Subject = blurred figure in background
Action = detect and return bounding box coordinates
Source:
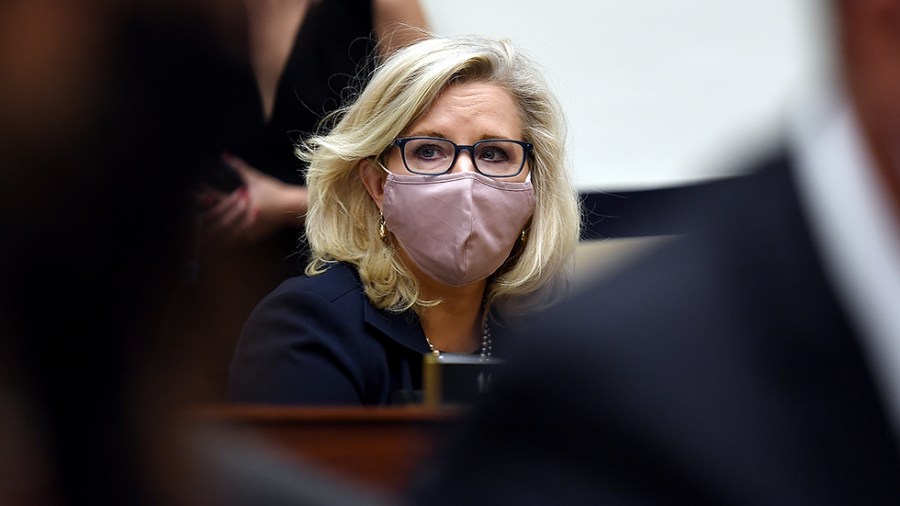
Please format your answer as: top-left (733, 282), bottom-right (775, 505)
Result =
top-left (166, 0), bottom-right (429, 401)
top-left (408, 0), bottom-right (900, 504)
top-left (197, 0), bottom-right (427, 260)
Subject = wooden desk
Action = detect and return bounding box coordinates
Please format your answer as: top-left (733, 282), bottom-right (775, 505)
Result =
top-left (187, 405), bottom-right (459, 493)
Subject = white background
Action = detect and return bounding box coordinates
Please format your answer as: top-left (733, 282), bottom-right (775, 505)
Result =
top-left (418, 0), bottom-right (831, 190)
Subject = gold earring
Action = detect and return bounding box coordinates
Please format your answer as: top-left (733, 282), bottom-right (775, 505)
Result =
top-left (379, 213), bottom-right (386, 239)
top-left (520, 229), bottom-right (527, 242)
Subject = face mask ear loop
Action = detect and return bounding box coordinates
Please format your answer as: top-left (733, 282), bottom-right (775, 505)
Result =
top-left (375, 158), bottom-right (392, 175)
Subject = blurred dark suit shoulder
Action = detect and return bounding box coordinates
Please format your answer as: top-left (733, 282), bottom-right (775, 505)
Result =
top-left (409, 150), bottom-right (900, 505)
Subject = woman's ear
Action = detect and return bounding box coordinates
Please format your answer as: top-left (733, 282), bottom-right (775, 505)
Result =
top-left (359, 159), bottom-right (387, 211)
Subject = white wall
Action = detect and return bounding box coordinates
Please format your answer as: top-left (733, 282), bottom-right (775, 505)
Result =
top-left (418, 0), bottom-right (830, 190)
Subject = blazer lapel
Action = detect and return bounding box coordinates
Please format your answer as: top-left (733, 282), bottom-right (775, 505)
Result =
top-left (363, 302), bottom-right (430, 355)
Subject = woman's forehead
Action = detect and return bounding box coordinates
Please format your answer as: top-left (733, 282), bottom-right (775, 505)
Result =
top-left (403, 82), bottom-right (522, 141)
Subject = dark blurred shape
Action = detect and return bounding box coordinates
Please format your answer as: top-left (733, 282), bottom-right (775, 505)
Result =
top-left (578, 176), bottom-right (748, 240)
top-left (0, 0), bottom-right (271, 503)
top-left (421, 354), bottom-right (505, 407)
top-left (203, 159), bottom-right (247, 194)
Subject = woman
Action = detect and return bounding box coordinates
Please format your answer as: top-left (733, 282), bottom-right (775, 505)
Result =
top-left (228, 35), bottom-right (581, 405)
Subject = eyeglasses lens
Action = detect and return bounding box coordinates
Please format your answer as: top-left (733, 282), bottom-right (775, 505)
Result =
top-left (402, 138), bottom-right (526, 177)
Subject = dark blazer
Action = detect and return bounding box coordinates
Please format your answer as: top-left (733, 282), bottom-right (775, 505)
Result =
top-left (409, 151), bottom-right (900, 504)
top-left (228, 262), bottom-right (431, 405)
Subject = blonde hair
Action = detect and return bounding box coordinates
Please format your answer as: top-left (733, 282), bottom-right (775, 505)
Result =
top-left (298, 34), bottom-right (581, 319)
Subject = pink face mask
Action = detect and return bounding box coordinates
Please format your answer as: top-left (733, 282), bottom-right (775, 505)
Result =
top-left (381, 169), bottom-right (536, 287)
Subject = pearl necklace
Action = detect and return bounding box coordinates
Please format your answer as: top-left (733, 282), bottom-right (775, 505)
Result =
top-left (424, 318), bottom-right (492, 359)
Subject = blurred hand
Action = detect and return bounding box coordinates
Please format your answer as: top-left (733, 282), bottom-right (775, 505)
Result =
top-left (196, 153), bottom-right (308, 245)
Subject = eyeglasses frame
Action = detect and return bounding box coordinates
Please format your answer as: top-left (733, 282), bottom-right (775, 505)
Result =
top-left (391, 136), bottom-right (534, 178)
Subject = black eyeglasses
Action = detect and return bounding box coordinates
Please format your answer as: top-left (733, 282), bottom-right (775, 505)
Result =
top-left (391, 137), bottom-right (533, 178)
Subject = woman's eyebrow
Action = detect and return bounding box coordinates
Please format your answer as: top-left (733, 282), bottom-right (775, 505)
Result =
top-left (403, 131), bottom-right (518, 142)
top-left (404, 130), bottom-right (445, 139)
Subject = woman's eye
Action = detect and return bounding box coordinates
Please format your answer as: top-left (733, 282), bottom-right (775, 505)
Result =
top-left (479, 146), bottom-right (509, 162)
top-left (414, 144), bottom-right (444, 159)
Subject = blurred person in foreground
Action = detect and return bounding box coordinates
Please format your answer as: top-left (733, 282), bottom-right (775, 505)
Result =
top-left (0, 1), bottom-right (387, 504)
top-left (228, 34), bottom-right (582, 405)
top-left (408, 0), bottom-right (900, 504)
top-left (0, 1), bottom-right (233, 503)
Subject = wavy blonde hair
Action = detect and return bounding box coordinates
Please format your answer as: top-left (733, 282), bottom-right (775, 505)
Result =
top-left (297, 34), bottom-right (581, 319)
